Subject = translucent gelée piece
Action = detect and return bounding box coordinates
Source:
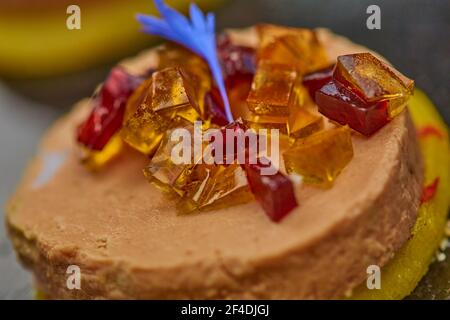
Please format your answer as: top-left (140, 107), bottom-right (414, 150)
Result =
top-left (80, 134), bottom-right (123, 170)
top-left (151, 67), bottom-right (202, 122)
top-left (286, 78), bottom-right (320, 138)
top-left (257, 24), bottom-right (329, 74)
top-left (122, 68), bottom-right (202, 155)
top-left (315, 80), bottom-right (389, 136)
top-left (123, 78), bottom-right (153, 124)
top-left (288, 108), bottom-right (324, 139)
top-left (77, 67), bottom-right (144, 151)
top-left (217, 33), bottom-right (256, 87)
top-left (244, 161), bottom-right (298, 222)
top-left (247, 61), bottom-right (297, 116)
top-left (334, 53), bottom-right (414, 118)
top-left (243, 110), bottom-right (288, 134)
top-left (284, 126), bottom-right (354, 187)
top-left (290, 76), bottom-right (314, 107)
top-left (121, 103), bottom-right (166, 155)
top-left (208, 165), bottom-right (251, 209)
top-left (144, 120), bottom-right (216, 197)
top-left (157, 44), bottom-right (211, 116)
top-left (230, 76), bottom-right (289, 133)
top-left (302, 64), bottom-right (335, 99)
top-left (179, 163), bottom-right (253, 214)
top-left (143, 124), bottom-right (201, 196)
top-left (158, 43), bottom-right (210, 77)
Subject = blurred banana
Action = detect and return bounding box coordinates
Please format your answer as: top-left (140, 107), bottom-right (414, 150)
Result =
top-left (352, 89), bottom-right (450, 299)
top-left (0, 0), bottom-right (225, 78)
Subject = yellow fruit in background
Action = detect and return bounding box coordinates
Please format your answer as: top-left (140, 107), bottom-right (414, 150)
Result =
top-left (351, 89), bottom-right (450, 299)
top-left (0, 0), bottom-right (225, 78)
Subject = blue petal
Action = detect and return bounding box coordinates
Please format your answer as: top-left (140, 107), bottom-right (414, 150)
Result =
top-left (206, 12), bottom-right (215, 34)
top-left (190, 3), bottom-right (206, 32)
top-left (137, 0), bottom-right (233, 123)
top-left (154, 0), bottom-right (191, 33)
top-left (137, 14), bottom-right (184, 44)
top-left (136, 14), bottom-right (167, 32)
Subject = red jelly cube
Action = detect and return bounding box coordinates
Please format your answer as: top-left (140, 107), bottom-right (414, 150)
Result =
top-left (244, 162), bottom-right (298, 222)
top-left (302, 64), bottom-right (334, 99)
top-left (333, 53), bottom-right (414, 118)
top-left (217, 33), bottom-right (256, 88)
top-left (77, 67), bottom-right (144, 150)
top-left (315, 80), bottom-right (389, 136)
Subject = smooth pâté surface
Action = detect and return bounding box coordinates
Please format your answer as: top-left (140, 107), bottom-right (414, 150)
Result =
top-left (6, 28), bottom-right (423, 299)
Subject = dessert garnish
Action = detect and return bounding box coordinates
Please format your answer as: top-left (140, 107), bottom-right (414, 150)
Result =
top-left (76, 67), bottom-right (146, 169)
top-left (77, 67), bottom-right (145, 151)
top-left (137, 0), bottom-right (232, 123)
top-left (314, 53), bottom-right (414, 136)
top-left (283, 126), bottom-right (353, 187)
top-left (245, 160), bottom-right (298, 222)
top-left (315, 79), bottom-right (390, 136)
top-left (75, 0), bottom-right (414, 222)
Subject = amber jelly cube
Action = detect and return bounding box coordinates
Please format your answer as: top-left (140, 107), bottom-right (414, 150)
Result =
top-left (243, 110), bottom-right (288, 134)
top-left (80, 134), bottom-right (123, 170)
top-left (121, 68), bottom-right (203, 155)
top-left (151, 67), bottom-right (202, 122)
top-left (283, 126), bottom-right (354, 187)
top-left (144, 148), bottom-right (191, 197)
top-left (123, 78), bottom-right (153, 124)
top-left (179, 163), bottom-right (253, 214)
top-left (157, 45), bottom-right (211, 117)
top-left (143, 123), bottom-right (206, 196)
top-left (121, 103), bottom-right (166, 155)
top-left (286, 79), bottom-right (323, 138)
top-left (334, 53), bottom-right (414, 118)
top-left (257, 24), bottom-right (329, 74)
top-left (247, 61), bottom-right (297, 116)
top-left (288, 108), bottom-right (324, 139)
top-left (233, 79), bottom-right (288, 133)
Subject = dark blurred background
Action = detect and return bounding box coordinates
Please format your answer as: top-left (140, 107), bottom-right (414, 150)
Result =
top-left (0, 0), bottom-right (448, 299)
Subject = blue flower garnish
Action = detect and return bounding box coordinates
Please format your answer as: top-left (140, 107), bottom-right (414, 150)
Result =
top-left (137, 0), bottom-right (233, 123)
